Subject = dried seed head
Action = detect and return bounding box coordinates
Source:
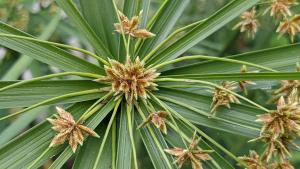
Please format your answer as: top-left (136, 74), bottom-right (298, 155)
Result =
top-left (238, 150), bottom-right (268, 169)
top-left (47, 107), bottom-right (99, 153)
top-left (210, 81), bottom-right (241, 115)
top-left (239, 65), bottom-right (256, 95)
top-left (276, 15), bottom-right (300, 42)
top-left (257, 92), bottom-right (300, 138)
top-left (138, 111), bottom-right (168, 134)
top-left (164, 134), bottom-right (212, 169)
top-left (274, 64), bottom-right (300, 98)
top-left (251, 133), bottom-right (292, 162)
top-left (264, 0), bottom-right (297, 18)
top-left (101, 58), bottom-right (159, 103)
top-left (234, 7), bottom-right (260, 38)
top-left (269, 160), bottom-right (295, 169)
top-left (114, 10), bottom-right (155, 38)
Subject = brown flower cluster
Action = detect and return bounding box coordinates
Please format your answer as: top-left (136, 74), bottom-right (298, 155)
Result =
top-left (264, 0), bottom-right (298, 17)
top-left (165, 134), bottom-right (212, 169)
top-left (210, 81), bottom-right (241, 115)
top-left (239, 150), bottom-right (295, 169)
top-left (234, 0), bottom-right (300, 41)
top-left (274, 64), bottom-right (300, 99)
top-left (101, 58), bottom-right (159, 103)
top-left (114, 10), bottom-right (155, 38)
top-left (234, 8), bottom-right (260, 38)
top-left (47, 107), bottom-right (99, 152)
top-left (277, 15), bottom-right (300, 42)
top-left (238, 150), bottom-right (268, 169)
top-left (138, 111), bottom-right (168, 134)
top-left (246, 89), bottom-right (300, 168)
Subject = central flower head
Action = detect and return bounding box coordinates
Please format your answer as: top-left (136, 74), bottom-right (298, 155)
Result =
top-left (102, 58), bottom-right (160, 103)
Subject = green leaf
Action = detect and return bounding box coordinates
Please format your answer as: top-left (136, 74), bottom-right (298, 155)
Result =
top-left (0, 80), bottom-right (105, 109)
top-left (1, 14), bottom-right (60, 81)
top-left (116, 102), bottom-right (132, 169)
top-left (137, 0), bottom-right (189, 58)
top-left (0, 21), bottom-right (102, 74)
top-left (163, 44), bottom-right (300, 74)
top-left (0, 106), bottom-right (48, 145)
top-left (160, 72), bottom-right (300, 80)
top-left (55, 0), bottom-right (113, 59)
top-left (145, 0), bottom-right (260, 65)
top-left (0, 102), bottom-right (92, 169)
top-left (156, 87), bottom-right (261, 137)
top-left (79, 0), bottom-right (119, 58)
top-left (49, 100), bottom-right (115, 169)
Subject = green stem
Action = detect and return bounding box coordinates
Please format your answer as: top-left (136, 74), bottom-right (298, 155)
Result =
top-left (152, 55), bottom-right (277, 72)
top-left (142, 19), bottom-right (207, 63)
top-left (155, 78), bottom-right (270, 112)
top-left (111, 0), bottom-right (128, 54)
top-left (0, 33), bottom-right (109, 65)
top-left (92, 99), bottom-right (121, 169)
top-left (0, 89), bottom-right (104, 121)
top-left (0, 72), bottom-right (103, 93)
top-left (126, 35), bottom-right (131, 60)
top-left (127, 104), bottom-right (139, 169)
top-left (112, 117), bottom-right (117, 169)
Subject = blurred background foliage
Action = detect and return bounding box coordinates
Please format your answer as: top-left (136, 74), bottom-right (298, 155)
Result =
top-left (0, 0), bottom-right (300, 168)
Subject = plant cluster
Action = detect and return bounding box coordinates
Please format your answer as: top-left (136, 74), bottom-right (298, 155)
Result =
top-left (1, 0), bottom-right (300, 169)
top-left (234, 0), bottom-right (300, 42)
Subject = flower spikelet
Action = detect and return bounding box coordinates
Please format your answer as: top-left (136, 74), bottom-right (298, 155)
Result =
top-left (47, 107), bottom-right (100, 152)
top-left (114, 10), bottom-right (155, 38)
top-left (276, 15), bottom-right (300, 42)
top-left (138, 111), bottom-right (168, 134)
top-left (264, 0), bottom-right (298, 18)
top-left (234, 7), bottom-right (260, 38)
top-left (275, 64), bottom-right (300, 97)
top-left (102, 58), bottom-right (160, 103)
top-left (210, 81), bottom-right (241, 114)
top-left (164, 134), bottom-right (212, 169)
top-left (269, 160), bottom-right (295, 169)
top-left (238, 150), bottom-right (268, 169)
top-left (257, 91), bottom-right (300, 138)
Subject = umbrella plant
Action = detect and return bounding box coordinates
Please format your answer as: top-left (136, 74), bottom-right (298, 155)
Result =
top-left (1, 0), bottom-right (300, 168)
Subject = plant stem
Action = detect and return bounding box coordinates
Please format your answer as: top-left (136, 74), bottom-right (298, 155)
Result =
top-left (0, 89), bottom-right (105, 121)
top-left (152, 55), bottom-right (277, 72)
top-left (0, 33), bottom-right (109, 66)
top-left (155, 78), bottom-right (270, 112)
top-left (0, 72), bottom-right (103, 93)
top-left (112, 117), bottom-right (117, 169)
top-left (126, 103), bottom-right (139, 169)
top-left (92, 99), bottom-right (121, 169)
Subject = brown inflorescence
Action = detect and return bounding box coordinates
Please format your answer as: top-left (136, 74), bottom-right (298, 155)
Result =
top-left (48, 107), bottom-right (100, 153)
top-left (101, 58), bottom-right (160, 103)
